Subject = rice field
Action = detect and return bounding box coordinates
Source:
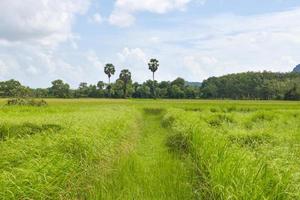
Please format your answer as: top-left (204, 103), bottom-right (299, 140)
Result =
top-left (0, 99), bottom-right (300, 199)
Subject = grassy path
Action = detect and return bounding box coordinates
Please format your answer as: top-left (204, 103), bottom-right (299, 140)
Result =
top-left (93, 109), bottom-right (196, 199)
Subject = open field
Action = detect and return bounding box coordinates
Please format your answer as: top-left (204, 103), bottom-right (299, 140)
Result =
top-left (0, 99), bottom-right (300, 199)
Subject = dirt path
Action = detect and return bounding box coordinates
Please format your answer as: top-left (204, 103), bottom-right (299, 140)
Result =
top-left (94, 109), bottom-right (196, 199)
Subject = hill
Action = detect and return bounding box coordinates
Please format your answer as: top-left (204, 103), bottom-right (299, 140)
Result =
top-left (185, 81), bottom-right (202, 87)
top-left (201, 71), bottom-right (300, 100)
top-left (293, 64), bottom-right (300, 73)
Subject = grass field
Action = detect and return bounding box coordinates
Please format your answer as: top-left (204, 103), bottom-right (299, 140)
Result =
top-left (0, 99), bottom-right (300, 199)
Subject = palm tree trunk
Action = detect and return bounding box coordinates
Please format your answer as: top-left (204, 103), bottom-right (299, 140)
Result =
top-left (124, 83), bottom-right (127, 99)
top-left (108, 77), bottom-right (111, 98)
top-left (153, 72), bottom-right (156, 99)
top-left (153, 72), bottom-right (154, 82)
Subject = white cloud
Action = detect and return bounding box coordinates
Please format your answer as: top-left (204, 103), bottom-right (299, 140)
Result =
top-left (0, 0), bottom-right (95, 87)
top-left (89, 13), bottom-right (103, 24)
top-left (114, 7), bottom-right (300, 82)
top-left (0, 59), bottom-right (9, 75)
top-left (118, 47), bottom-right (147, 63)
top-left (150, 37), bottom-right (161, 43)
top-left (109, 12), bottom-right (135, 27)
top-left (87, 50), bottom-right (103, 68)
top-left (1, 0), bottom-right (300, 87)
top-left (171, 8), bottom-right (300, 81)
top-left (0, 0), bottom-right (90, 47)
top-left (26, 65), bottom-right (39, 75)
top-left (183, 55), bottom-right (236, 79)
top-left (109, 0), bottom-right (194, 27)
top-left (196, 0), bottom-right (206, 5)
top-left (117, 47), bottom-right (151, 81)
top-left (93, 13), bottom-right (103, 24)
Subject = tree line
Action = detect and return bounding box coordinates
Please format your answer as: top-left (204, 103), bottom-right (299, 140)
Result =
top-left (201, 71), bottom-right (300, 100)
top-left (0, 77), bottom-right (200, 99)
top-left (0, 59), bottom-right (299, 100)
top-left (0, 59), bottom-right (200, 99)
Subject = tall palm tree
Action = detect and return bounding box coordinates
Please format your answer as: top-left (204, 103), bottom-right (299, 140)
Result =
top-left (148, 58), bottom-right (159, 98)
top-left (119, 69), bottom-right (131, 98)
top-left (104, 64), bottom-right (115, 97)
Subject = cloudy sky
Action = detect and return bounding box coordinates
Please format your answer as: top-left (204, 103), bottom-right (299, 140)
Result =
top-left (0, 0), bottom-right (300, 88)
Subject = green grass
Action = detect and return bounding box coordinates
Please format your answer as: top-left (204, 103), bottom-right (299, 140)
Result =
top-left (0, 100), bottom-right (138, 199)
top-left (90, 108), bottom-right (195, 199)
top-left (0, 99), bottom-right (300, 199)
top-left (164, 105), bottom-right (300, 199)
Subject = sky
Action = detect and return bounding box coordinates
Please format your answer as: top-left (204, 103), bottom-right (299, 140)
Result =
top-left (0, 0), bottom-right (300, 88)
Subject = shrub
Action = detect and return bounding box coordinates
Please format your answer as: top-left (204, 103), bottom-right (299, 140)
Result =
top-left (166, 133), bottom-right (190, 154)
top-left (0, 123), bottom-right (63, 141)
top-left (184, 108), bottom-right (203, 112)
top-left (228, 134), bottom-right (272, 149)
top-left (207, 114), bottom-right (235, 127)
top-left (251, 112), bottom-right (274, 123)
top-left (161, 114), bottom-right (175, 128)
top-left (143, 108), bottom-right (164, 115)
top-left (7, 98), bottom-right (47, 107)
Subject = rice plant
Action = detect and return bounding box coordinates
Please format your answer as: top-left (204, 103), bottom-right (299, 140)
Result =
top-left (0, 99), bottom-right (299, 199)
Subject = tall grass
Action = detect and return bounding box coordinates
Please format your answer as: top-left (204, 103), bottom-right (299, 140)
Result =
top-left (0, 102), bottom-right (138, 199)
top-left (89, 108), bottom-right (196, 200)
top-left (163, 106), bottom-right (300, 199)
top-left (1, 99), bottom-right (300, 199)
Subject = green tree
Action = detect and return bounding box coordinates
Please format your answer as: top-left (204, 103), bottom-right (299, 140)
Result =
top-left (200, 72), bottom-right (300, 100)
top-left (158, 81), bottom-right (170, 98)
top-left (97, 81), bottom-right (105, 90)
top-left (0, 79), bottom-right (22, 97)
top-left (119, 69), bottom-right (132, 98)
top-left (145, 80), bottom-right (158, 98)
top-left (185, 86), bottom-right (198, 99)
top-left (134, 84), bottom-right (151, 98)
top-left (49, 80), bottom-right (70, 98)
top-left (77, 82), bottom-right (89, 98)
top-left (88, 84), bottom-right (98, 98)
top-left (111, 80), bottom-right (125, 98)
top-left (104, 64), bottom-right (116, 97)
top-left (148, 58), bottom-right (159, 98)
top-left (285, 84), bottom-right (300, 100)
top-left (171, 77), bottom-right (185, 90)
top-left (33, 88), bottom-right (49, 98)
top-left (170, 85), bottom-right (185, 99)
top-left (132, 82), bottom-right (140, 98)
top-left (96, 81), bottom-right (105, 98)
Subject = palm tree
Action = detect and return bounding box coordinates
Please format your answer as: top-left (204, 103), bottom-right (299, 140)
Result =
top-left (104, 64), bottom-right (115, 97)
top-left (119, 69), bottom-right (132, 98)
top-left (148, 58), bottom-right (159, 98)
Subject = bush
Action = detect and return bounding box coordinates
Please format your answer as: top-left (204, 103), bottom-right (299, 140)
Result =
top-left (228, 134), bottom-right (272, 149)
top-left (0, 123), bottom-right (63, 141)
top-left (166, 133), bottom-right (190, 154)
top-left (7, 98), bottom-right (47, 107)
top-left (143, 108), bottom-right (164, 115)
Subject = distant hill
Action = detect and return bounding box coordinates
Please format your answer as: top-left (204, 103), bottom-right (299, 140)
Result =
top-left (293, 64), bottom-right (300, 73)
top-left (201, 71), bottom-right (300, 100)
top-left (185, 81), bottom-right (202, 87)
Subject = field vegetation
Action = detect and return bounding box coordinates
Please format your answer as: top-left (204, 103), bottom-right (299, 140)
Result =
top-left (1, 71), bottom-right (300, 100)
top-left (0, 99), bottom-right (300, 199)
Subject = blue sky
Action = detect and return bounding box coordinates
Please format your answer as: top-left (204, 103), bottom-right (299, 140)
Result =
top-left (0, 0), bottom-right (300, 88)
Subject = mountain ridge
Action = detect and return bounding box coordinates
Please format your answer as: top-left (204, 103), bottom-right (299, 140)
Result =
top-left (293, 64), bottom-right (300, 72)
